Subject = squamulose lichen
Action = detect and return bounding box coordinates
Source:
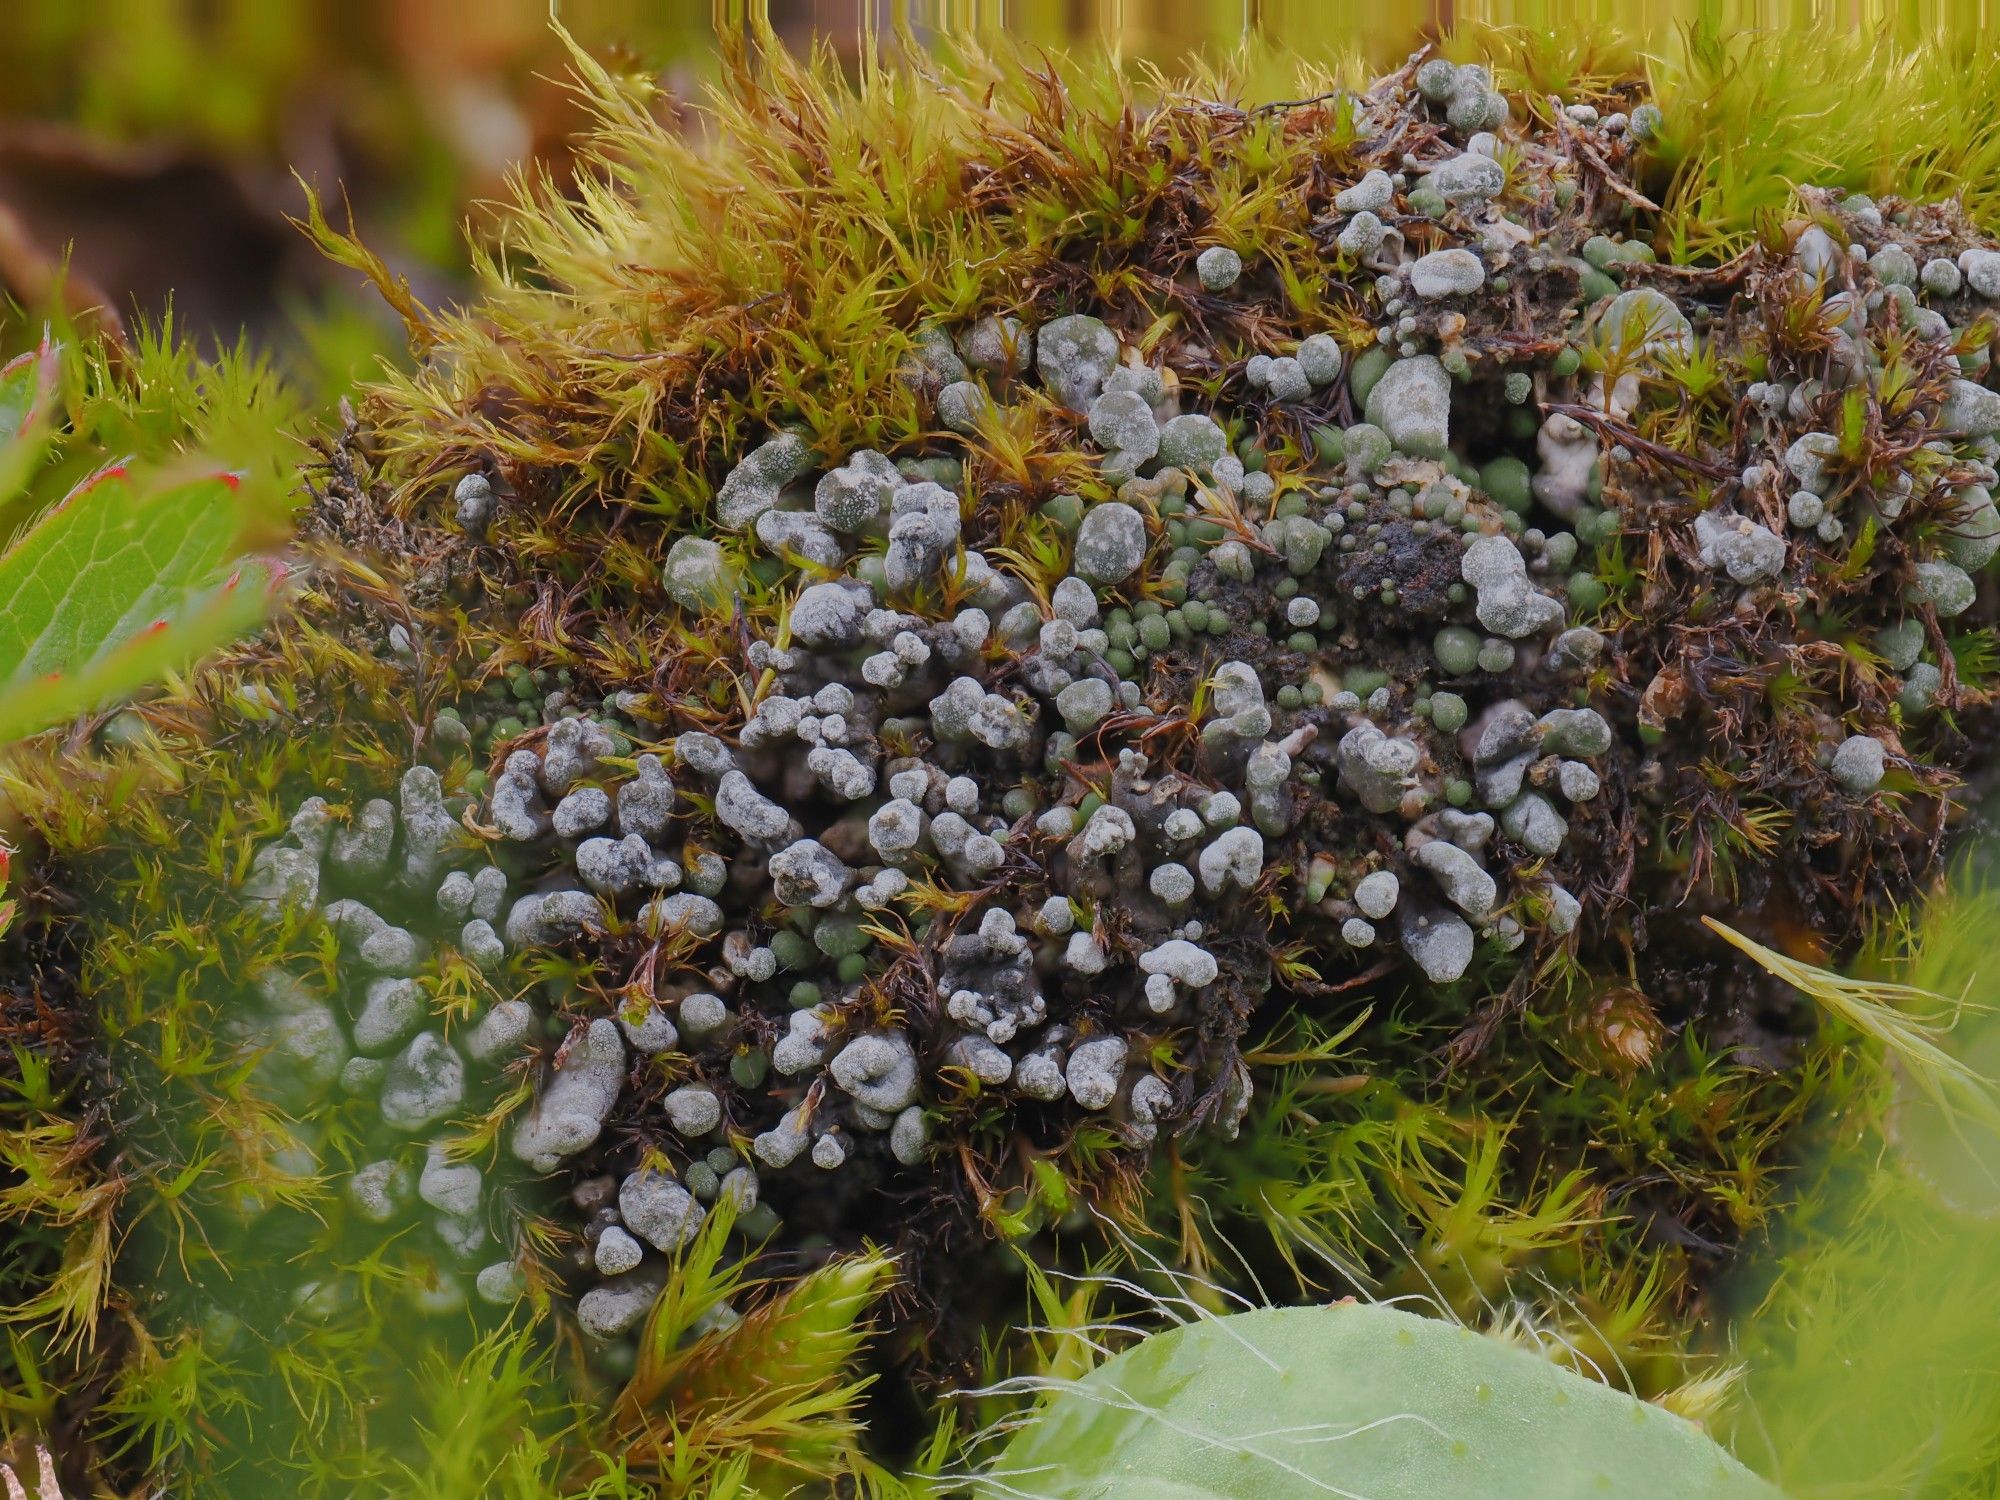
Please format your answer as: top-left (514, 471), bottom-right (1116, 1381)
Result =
top-left (230, 56), bottom-right (2000, 1356)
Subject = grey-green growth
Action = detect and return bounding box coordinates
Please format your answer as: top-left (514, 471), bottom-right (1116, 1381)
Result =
top-left (252, 54), bottom-right (2000, 1373)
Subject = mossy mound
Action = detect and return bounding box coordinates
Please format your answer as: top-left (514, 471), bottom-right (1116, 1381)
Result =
top-left (4, 32), bottom-right (1998, 1498)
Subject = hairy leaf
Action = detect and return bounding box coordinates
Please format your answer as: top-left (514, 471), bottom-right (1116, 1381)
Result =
top-left (994, 1302), bottom-right (1772, 1498)
top-left (0, 461), bottom-right (281, 741)
top-left (0, 337), bottom-right (60, 525)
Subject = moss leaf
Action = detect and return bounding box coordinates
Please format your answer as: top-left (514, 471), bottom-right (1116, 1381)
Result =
top-left (603, 1223), bottom-right (895, 1496)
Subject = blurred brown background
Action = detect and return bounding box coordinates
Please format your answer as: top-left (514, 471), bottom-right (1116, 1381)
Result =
top-left (0, 1), bottom-right (713, 373)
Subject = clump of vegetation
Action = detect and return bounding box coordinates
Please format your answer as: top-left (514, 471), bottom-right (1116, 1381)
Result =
top-left (6, 24), bottom-right (2000, 1498)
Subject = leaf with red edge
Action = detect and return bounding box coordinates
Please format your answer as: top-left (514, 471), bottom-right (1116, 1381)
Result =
top-left (0, 459), bottom-right (283, 742)
top-left (0, 335), bottom-right (60, 519)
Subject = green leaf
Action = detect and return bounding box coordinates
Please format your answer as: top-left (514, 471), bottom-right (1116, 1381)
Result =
top-left (1721, 877), bottom-right (2000, 1494)
top-left (0, 336), bottom-right (60, 522)
top-left (996, 1303), bottom-right (1775, 1499)
top-left (0, 460), bottom-right (281, 742)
